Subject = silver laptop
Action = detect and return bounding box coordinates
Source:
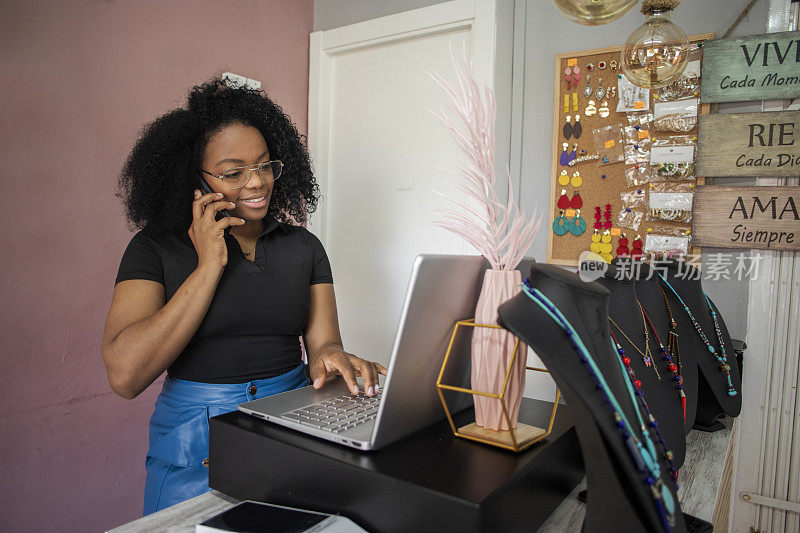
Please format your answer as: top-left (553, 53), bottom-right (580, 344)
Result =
top-left (238, 254), bottom-right (489, 451)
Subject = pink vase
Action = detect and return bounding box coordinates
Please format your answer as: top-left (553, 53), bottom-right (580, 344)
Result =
top-left (471, 269), bottom-right (527, 431)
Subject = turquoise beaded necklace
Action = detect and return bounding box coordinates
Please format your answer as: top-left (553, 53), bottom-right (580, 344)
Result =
top-left (658, 274), bottom-right (737, 397)
top-left (521, 281), bottom-right (676, 531)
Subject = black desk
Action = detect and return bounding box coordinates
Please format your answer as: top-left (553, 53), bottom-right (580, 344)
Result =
top-left (209, 398), bottom-right (584, 533)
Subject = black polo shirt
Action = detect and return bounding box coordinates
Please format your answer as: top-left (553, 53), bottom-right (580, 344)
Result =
top-left (115, 216), bottom-right (333, 383)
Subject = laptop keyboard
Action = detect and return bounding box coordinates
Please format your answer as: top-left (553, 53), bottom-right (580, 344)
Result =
top-left (280, 392), bottom-right (382, 433)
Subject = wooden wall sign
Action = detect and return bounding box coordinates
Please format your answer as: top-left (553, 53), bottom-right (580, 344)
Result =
top-left (700, 30), bottom-right (800, 103)
top-left (692, 186), bottom-right (800, 251)
top-left (697, 110), bottom-right (800, 177)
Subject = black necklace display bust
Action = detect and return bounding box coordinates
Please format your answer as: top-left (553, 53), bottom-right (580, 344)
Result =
top-left (498, 264), bottom-right (685, 533)
top-left (658, 259), bottom-right (742, 427)
top-left (594, 263), bottom-right (688, 467)
top-left (628, 261), bottom-right (699, 434)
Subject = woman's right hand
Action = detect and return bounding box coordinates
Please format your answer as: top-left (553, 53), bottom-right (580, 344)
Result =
top-left (188, 190), bottom-right (245, 270)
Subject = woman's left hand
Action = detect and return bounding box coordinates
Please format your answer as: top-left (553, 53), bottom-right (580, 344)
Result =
top-left (309, 347), bottom-right (388, 397)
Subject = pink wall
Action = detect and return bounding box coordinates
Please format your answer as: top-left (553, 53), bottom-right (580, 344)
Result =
top-left (0, 1), bottom-right (314, 530)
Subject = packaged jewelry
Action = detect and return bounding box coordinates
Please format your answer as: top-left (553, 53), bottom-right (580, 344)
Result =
top-left (653, 98), bottom-right (699, 133)
top-left (648, 191), bottom-right (694, 223)
top-left (625, 165), bottom-right (653, 187)
top-left (621, 188), bottom-right (647, 209)
top-left (653, 161), bottom-right (695, 181)
top-left (624, 143), bottom-right (650, 165)
top-left (616, 75), bottom-right (650, 113)
top-left (648, 181), bottom-right (694, 193)
top-left (618, 207), bottom-right (644, 230)
top-left (653, 45), bottom-right (702, 102)
top-left (626, 111), bottom-right (654, 127)
top-left (644, 234), bottom-right (690, 255)
top-left (651, 160), bottom-right (695, 182)
top-left (623, 124), bottom-right (651, 146)
top-left (645, 225), bottom-right (692, 238)
top-left (592, 124), bottom-right (625, 166)
top-left (650, 135), bottom-right (696, 169)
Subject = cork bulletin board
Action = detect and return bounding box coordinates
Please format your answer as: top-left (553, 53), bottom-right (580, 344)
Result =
top-left (547, 34), bottom-right (715, 266)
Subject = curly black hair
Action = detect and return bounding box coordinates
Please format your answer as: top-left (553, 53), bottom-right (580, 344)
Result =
top-left (118, 78), bottom-right (319, 236)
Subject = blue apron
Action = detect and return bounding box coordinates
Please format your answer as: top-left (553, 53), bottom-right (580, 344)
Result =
top-left (143, 363), bottom-right (311, 515)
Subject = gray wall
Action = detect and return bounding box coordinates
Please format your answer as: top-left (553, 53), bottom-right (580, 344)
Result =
top-left (314, 0), bottom-right (450, 30)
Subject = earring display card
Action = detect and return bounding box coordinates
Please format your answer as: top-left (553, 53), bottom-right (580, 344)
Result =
top-left (645, 234), bottom-right (691, 255)
top-left (547, 35), bottom-right (714, 266)
top-left (616, 75), bottom-right (651, 113)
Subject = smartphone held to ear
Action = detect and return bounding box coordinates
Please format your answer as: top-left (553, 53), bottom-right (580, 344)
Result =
top-left (197, 176), bottom-right (231, 218)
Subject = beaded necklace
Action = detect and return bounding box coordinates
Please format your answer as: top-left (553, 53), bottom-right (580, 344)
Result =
top-left (658, 275), bottom-right (737, 397)
top-left (521, 280), bottom-right (676, 531)
top-left (609, 328), bottom-right (644, 390)
top-left (639, 302), bottom-right (686, 424)
top-left (608, 313), bottom-right (661, 379)
top-left (659, 287), bottom-right (682, 378)
top-left (609, 329), bottom-right (679, 486)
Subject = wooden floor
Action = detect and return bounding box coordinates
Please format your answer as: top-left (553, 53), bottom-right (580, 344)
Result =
top-left (108, 422), bottom-right (732, 533)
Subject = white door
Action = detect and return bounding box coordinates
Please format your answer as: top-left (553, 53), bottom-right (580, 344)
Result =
top-left (308, 0), bottom-right (497, 365)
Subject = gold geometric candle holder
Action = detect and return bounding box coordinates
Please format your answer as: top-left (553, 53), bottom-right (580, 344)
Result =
top-left (435, 319), bottom-right (561, 453)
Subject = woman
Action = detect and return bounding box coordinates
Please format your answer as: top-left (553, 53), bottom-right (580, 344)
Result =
top-left (102, 78), bottom-right (386, 515)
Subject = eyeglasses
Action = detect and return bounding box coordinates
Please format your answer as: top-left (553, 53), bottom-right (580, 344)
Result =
top-left (201, 160), bottom-right (283, 189)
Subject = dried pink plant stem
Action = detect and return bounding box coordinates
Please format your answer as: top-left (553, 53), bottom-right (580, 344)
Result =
top-left (429, 44), bottom-right (540, 270)
top-left (430, 43), bottom-right (543, 432)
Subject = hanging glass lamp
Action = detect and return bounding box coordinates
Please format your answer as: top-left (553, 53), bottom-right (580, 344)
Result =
top-left (621, 0), bottom-right (689, 89)
top-left (551, 0), bottom-right (638, 26)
